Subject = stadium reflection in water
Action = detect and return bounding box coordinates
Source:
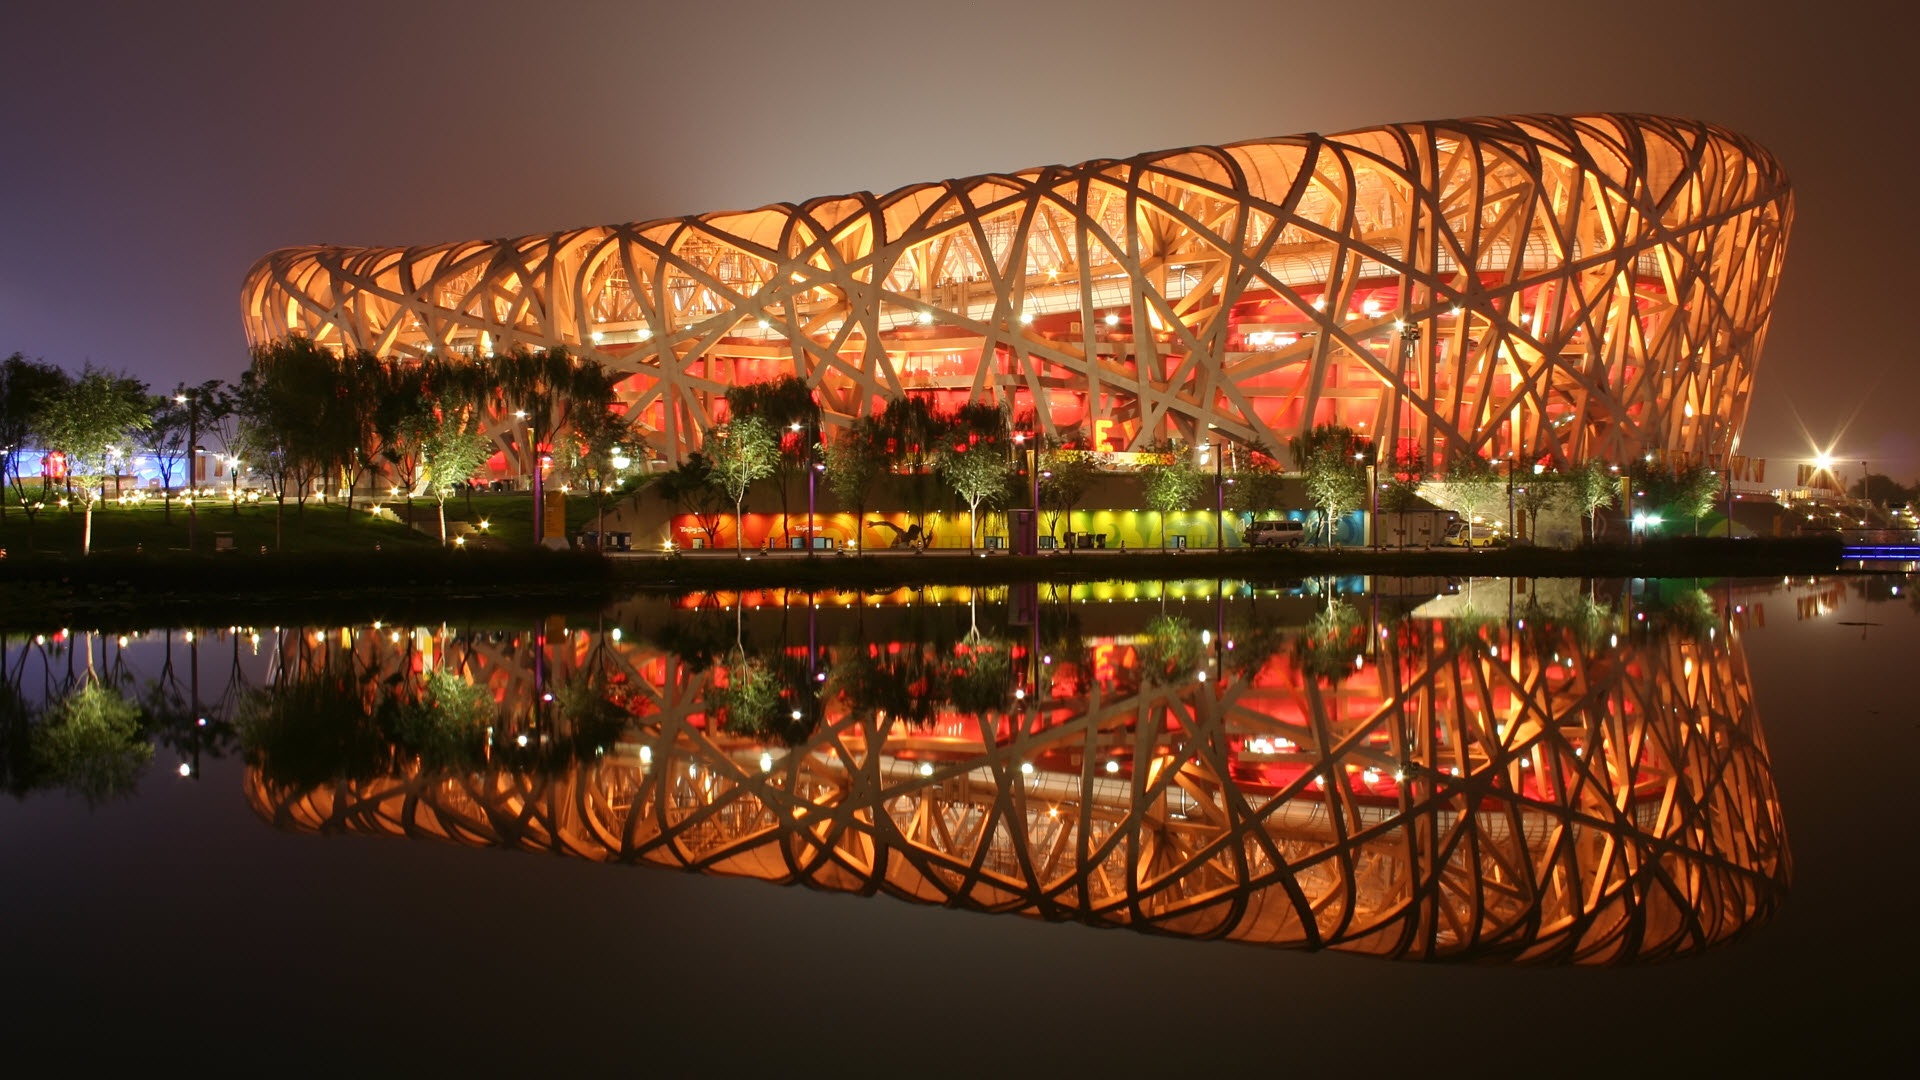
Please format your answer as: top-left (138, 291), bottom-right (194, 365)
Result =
top-left (243, 580), bottom-right (1789, 964)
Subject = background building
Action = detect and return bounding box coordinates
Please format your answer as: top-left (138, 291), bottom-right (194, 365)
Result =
top-left (243, 112), bottom-right (1791, 475)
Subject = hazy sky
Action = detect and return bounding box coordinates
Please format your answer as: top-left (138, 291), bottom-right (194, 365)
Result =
top-left (4, 0), bottom-right (1915, 477)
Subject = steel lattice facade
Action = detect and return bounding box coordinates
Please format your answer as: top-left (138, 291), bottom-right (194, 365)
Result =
top-left (242, 113), bottom-right (1791, 468)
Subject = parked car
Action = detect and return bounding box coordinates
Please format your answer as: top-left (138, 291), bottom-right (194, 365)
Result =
top-left (1441, 520), bottom-right (1502, 548)
top-left (1244, 520), bottom-right (1307, 548)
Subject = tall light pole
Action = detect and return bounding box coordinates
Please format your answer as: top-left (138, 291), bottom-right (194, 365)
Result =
top-left (1505, 451), bottom-right (1516, 540)
top-left (792, 419), bottom-right (820, 557)
top-left (1208, 427), bottom-right (1225, 553)
top-left (1014, 430), bottom-right (1039, 553)
top-left (1368, 459), bottom-right (1379, 551)
top-left (175, 390), bottom-right (198, 553)
top-left (516, 409), bottom-right (541, 546)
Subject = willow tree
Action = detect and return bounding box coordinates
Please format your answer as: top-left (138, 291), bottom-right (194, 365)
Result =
top-left (876, 396), bottom-right (950, 528)
top-left (419, 413), bottom-right (493, 545)
top-left (0, 354), bottom-right (68, 545)
top-left (823, 415), bottom-right (887, 549)
top-left (474, 346), bottom-right (621, 482)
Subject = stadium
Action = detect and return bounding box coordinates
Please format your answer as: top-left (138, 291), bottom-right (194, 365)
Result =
top-left (242, 113), bottom-right (1791, 481)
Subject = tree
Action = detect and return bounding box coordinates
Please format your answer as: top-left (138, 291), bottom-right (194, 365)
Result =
top-left (419, 413), bottom-right (493, 545)
top-left (655, 453), bottom-right (730, 548)
top-left (557, 398), bottom-right (641, 542)
top-left (1515, 467), bottom-right (1566, 542)
top-left (937, 402), bottom-right (1014, 550)
top-left (29, 683), bottom-right (152, 806)
top-left (233, 367), bottom-right (296, 548)
top-left (823, 415), bottom-right (886, 549)
top-left (1224, 441), bottom-right (1287, 531)
top-left (145, 380), bottom-right (230, 526)
top-left (477, 346), bottom-right (620, 486)
top-left (38, 366), bottom-right (151, 555)
top-left (725, 376), bottom-right (819, 545)
top-left (1140, 453), bottom-right (1203, 549)
top-left (1289, 424), bottom-right (1372, 547)
top-left (0, 354), bottom-right (69, 544)
top-left (706, 415), bottom-right (780, 553)
top-left (875, 396), bottom-right (950, 528)
top-left (1432, 452), bottom-right (1502, 546)
top-left (244, 338), bottom-right (340, 525)
top-left (1674, 463), bottom-right (1722, 536)
top-left (1566, 458), bottom-right (1619, 544)
top-left (1038, 442), bottom-right (1098, 544)
top-left (1378, 444), bottom-right (1429, 548)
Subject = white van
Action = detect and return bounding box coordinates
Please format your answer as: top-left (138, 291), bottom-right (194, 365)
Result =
top-left (1244, 520), bottom-right (1307, 548)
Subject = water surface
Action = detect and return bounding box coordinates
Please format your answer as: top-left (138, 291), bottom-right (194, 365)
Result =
top-left (2, 575), bottom-right (1910, 1071)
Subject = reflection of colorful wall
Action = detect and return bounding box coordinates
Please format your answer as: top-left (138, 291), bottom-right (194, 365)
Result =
top-left (665, 507), bottom-right (1369, 550)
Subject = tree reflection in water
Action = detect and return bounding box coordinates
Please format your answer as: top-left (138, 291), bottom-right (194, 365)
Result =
top-left (229, 581), bottom-right (1791, 966)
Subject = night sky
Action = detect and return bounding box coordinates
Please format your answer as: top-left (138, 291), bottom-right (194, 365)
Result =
top-left (5, 0), bottom-right (1916, 478)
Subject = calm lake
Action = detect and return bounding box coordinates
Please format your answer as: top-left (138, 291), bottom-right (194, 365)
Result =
top-left (3, 575), bottom-right (1913, 1072)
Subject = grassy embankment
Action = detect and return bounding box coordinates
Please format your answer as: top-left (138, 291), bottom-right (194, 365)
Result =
top-left (0, 495), bottom-right (618, 627)
top-left (0, 492), bottom-right (1850, 630)
top-left (0, 492), bottom-right (603, 555)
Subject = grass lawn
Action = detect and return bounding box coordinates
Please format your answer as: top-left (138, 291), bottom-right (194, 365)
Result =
top-left (0, 492), bottom-right (613, 556)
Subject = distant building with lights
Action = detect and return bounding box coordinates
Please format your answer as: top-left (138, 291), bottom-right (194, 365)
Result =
top-left (242, 113), bottom-right (1791, 548)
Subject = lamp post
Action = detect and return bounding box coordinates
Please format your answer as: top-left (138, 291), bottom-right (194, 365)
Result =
top-left (175, 390), bottom-right (199, 552)
top-left (1208, 427), bottom-right (1225, 554)
top-left (1014, 431), bottom-right (1039, 553)
top-left (1505, 451), bottom-right (1516, 541)
top-left (791, 420), bottom-right (820, 558)
top-left (1368, 459), bottom-right (1379, 551)
top-left (516, 409), bottom-right (542, 546)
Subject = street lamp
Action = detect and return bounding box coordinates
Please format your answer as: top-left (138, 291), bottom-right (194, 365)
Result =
top-left (174, 389), bottom-right (201, 552)
top-left (1204, 427), bottom-right (1225, 553)
top-left (791, 420), bottom-right (819, 558)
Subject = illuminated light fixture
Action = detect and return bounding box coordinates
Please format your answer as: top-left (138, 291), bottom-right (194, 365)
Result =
top-left (760, 753), bottom-right (774, 773)
top-left (1018, 311), bottom-right (1033, 324)
top-left (178, 763), bottom-right (192, 777)
top-left (1104, 312), bottom-right (1120, 326)
top-left (918, 762), bottom-right (934, 777)
top-left (757, 318), bottom-right (770, 329)
top-left (516, 734), bottom-right (529, 747)
top-left (1019, 762), bottom-right (1034, 776)
top-left (590, 331), bottom-right (603, 343)
top-left (916, 310), bottom-right (934, 325)
top-left (639, 745), bottom-right (653, 764)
